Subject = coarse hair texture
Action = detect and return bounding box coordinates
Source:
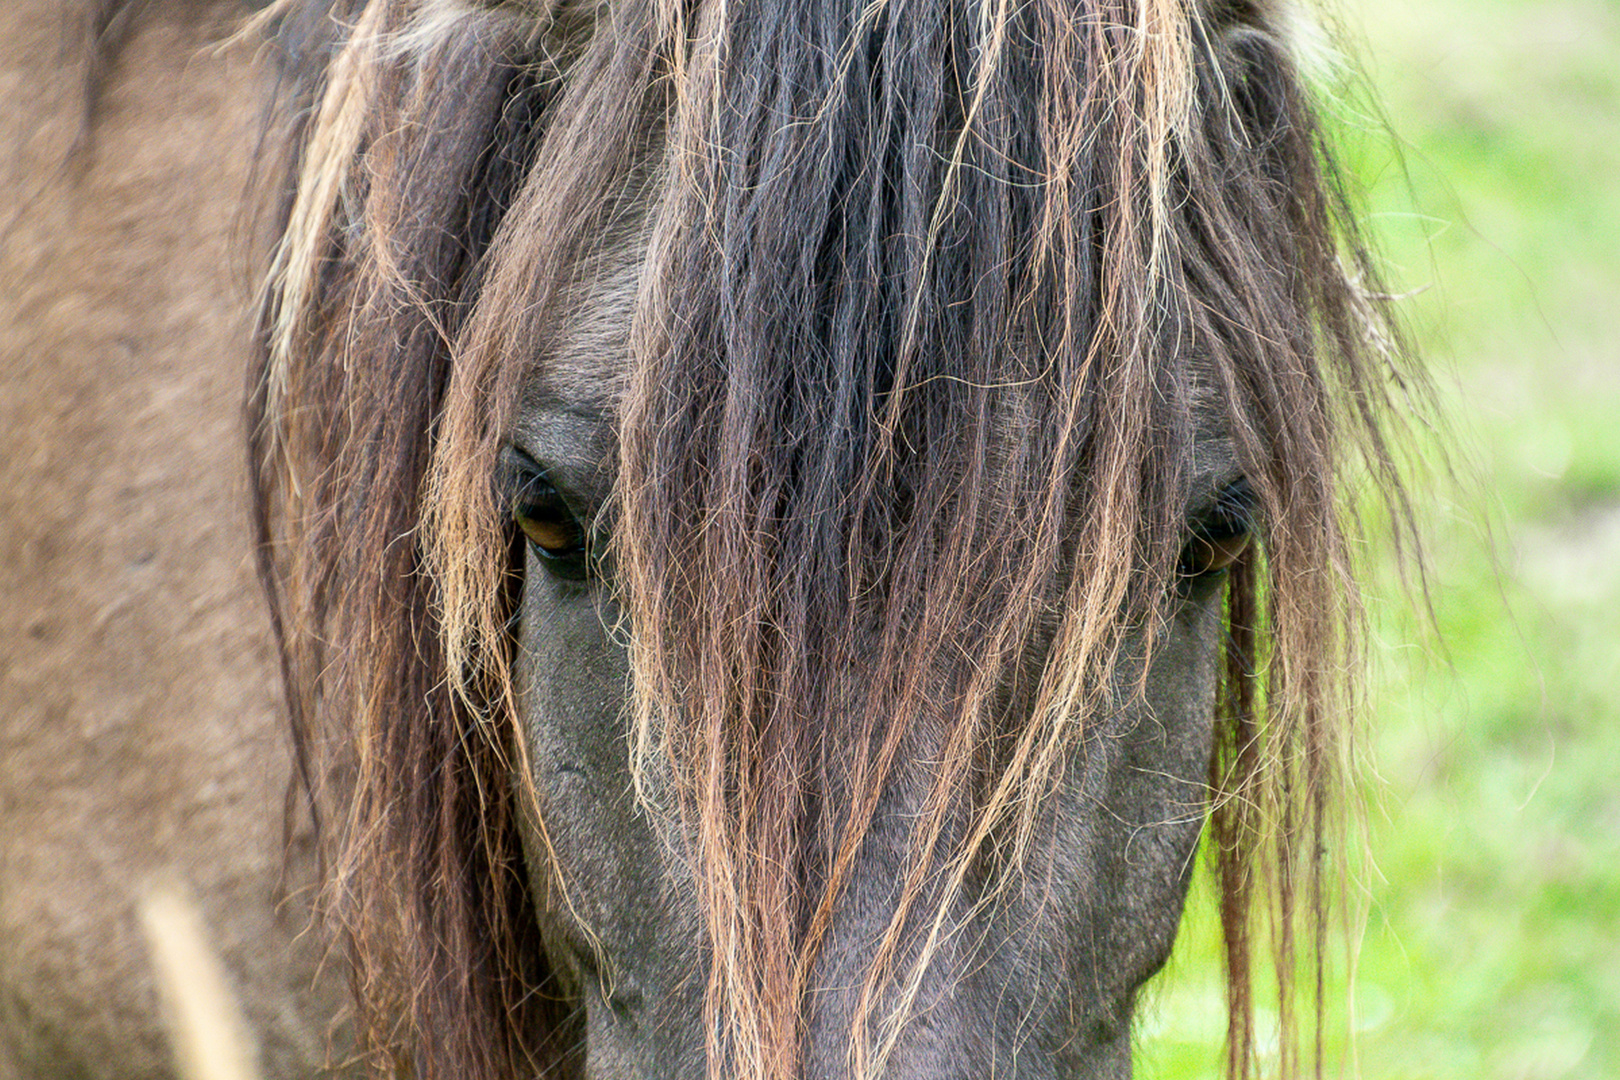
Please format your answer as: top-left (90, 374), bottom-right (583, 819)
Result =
top-left (249, 0), bottom-right (1423, 1078)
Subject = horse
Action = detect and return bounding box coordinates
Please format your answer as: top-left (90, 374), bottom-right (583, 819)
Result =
top-left (0, 1), bottom-right (353, 1076)
top-left (251, 0), bottom-right (1421, 1077)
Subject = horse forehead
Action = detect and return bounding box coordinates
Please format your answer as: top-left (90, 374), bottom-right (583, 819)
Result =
top-left (522, 232), bottom-right (645, 423)
top-left (516, 226), bottom-right (1239, 484)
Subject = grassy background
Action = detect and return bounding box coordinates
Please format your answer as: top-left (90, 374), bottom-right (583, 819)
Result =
top-left (1139, 0), bottom-right (1620, 1076)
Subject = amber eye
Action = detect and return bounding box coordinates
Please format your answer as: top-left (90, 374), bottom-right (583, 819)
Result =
top-left (503, 449), bottom-right (591, 582)
top-left (1179, 480), bottom-right (1256, 578)
top-left (1179, 528), bottom-right (1252, 576)
top-left (515, 494), bottom-right (583, 554)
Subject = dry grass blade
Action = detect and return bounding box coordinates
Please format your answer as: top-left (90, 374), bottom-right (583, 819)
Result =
top-left (139, 883), bottom-right (263, 1080)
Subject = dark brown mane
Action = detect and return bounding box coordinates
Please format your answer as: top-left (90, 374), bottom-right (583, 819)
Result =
top-left (249, 1), bottom-right (1422, 1078)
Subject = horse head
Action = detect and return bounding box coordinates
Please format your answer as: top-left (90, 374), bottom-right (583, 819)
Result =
top-left (252, 0), bottom-right (1416, 1076)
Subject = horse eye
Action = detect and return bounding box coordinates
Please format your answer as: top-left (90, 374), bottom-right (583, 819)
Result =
top-left (1179, 479), bottom-right (1256, 578)
top-left (515, 494), bottom-right (584, 555)
top-left (1179, 528), bottom-right (1251, 577)
top-left (503, 450), bottom-right (591, 582)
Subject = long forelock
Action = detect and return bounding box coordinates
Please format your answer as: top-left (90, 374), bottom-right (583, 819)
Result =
top-left (611, 2), bottom-right (1405, 1078)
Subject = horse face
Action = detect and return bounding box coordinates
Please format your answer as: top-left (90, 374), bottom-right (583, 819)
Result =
top-left (501, 257), bottom-right (1239, 1079)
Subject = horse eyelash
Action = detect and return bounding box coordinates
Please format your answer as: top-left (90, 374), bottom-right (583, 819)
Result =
top-left (1199, 477), bottom-right (1258, 540)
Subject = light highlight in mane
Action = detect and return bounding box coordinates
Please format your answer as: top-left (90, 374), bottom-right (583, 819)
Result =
top-left (261, 0), bottom-right (381, 429)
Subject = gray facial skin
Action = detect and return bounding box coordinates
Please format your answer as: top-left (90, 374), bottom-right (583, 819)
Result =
top-left (504, 290), bottom-right (1238, 1078)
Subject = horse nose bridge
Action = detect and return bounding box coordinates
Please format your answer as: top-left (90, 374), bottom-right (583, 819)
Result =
top-left (801, 933), bottom-right (1004, 1080)
top-left (797, 800), bottom-right (1060, 1080)
top-left (790, 714), bottom-right (1138, 1080)
top-left (798, 954), bottom-right (1127, 1080)
top-left (798, 930), bottom-right (1111, 1080)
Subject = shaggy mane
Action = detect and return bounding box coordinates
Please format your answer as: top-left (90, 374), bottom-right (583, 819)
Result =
top-left (250, 0), bottom-right (1421, 1078)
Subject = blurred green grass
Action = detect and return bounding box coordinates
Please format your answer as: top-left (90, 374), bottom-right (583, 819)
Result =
top-left (1139, 0), bottom-right (1620, 1076)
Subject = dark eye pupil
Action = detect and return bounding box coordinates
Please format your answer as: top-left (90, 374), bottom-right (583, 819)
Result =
top-left (1179, 529), bottom-right (1251, 577)
top-left (514, 496), bottom-right (591, 583)
top-left (500, 445), bottom-right (594, 582)
top-left (515, 501), bottom-right (582, 556)
top-left (1179, 480), bottom-right (1256, 577)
